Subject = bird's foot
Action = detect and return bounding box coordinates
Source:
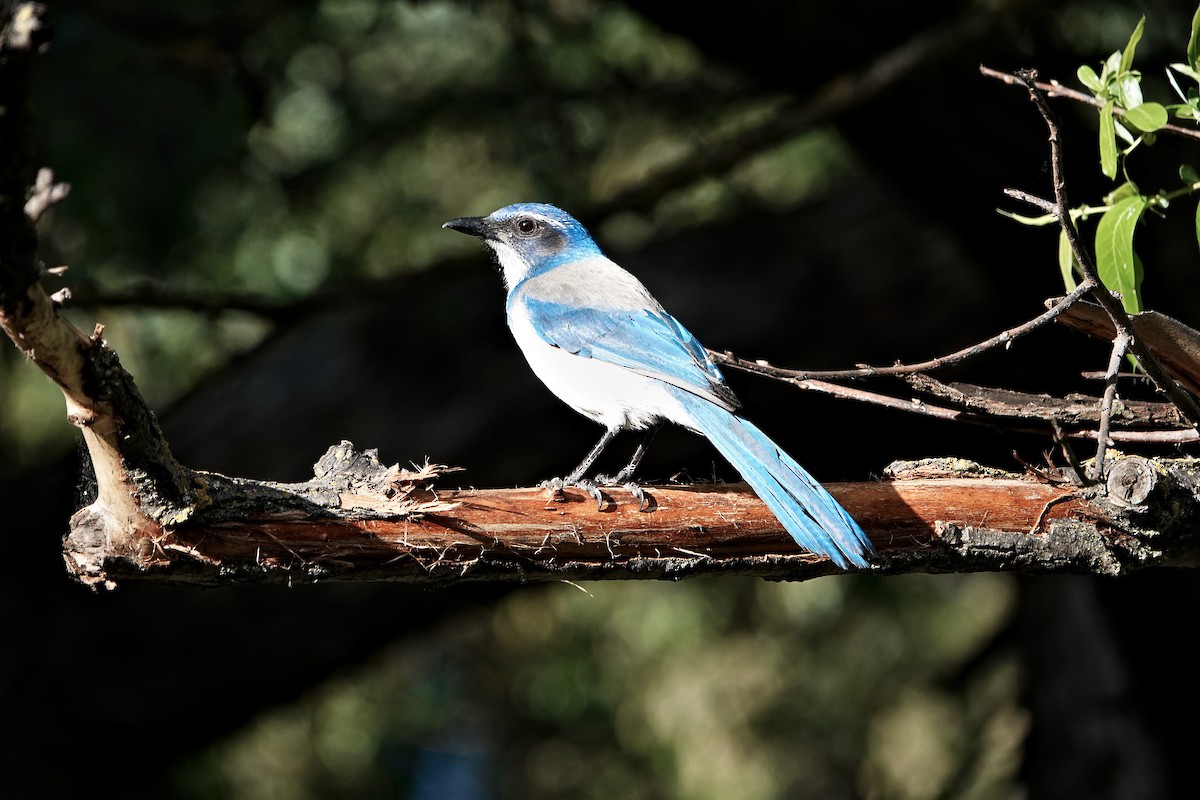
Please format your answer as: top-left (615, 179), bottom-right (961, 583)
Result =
top-left (593, 474), bottom-right (655, 512)
top-left (540, 476), bottom-right (608, 511)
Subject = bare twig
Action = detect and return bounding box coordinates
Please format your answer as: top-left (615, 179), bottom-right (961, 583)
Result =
top-left (979, 65), bottom-right (1200, 142)
top-left (710, 281), bottom-right (1094, 381)
top-left (1078, 428), bottom-right (1198, 443)
top-left (905, 374), bottom-right (1184, 429)
top-left (793, 378), bottom-right (979, 423)
top-left (1050, 420), bottom-right (1089, 484)
top-left (1093, 330), bottom-right (1132, 479)
top-left (24, 167), bottom-right (70, 221)
top-left (791, 375), bottom-right (1191, 442)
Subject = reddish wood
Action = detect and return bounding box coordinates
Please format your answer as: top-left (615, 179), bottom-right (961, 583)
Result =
top-left (145, 479), bottom-right (1087, 583)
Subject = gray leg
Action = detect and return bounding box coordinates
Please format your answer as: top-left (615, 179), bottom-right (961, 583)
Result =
top-left (611, 423), bottom-right (660, 483)
top-left (597, 423), bottom-right (661, 512)
top-left (564, 427), bottom-right (619, 484)
top-left (541, 428), bottom-right (620, 511)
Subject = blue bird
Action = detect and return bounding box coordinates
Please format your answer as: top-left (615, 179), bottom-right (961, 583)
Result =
top-left (443, 203), bottom-right (873, 568)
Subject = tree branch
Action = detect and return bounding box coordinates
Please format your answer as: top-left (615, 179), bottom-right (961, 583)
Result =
top-left (979, 65), bottom-right (1200, 143)
top-left (709, 282), bottom-right (1094, 381)
top-left (903, 374), bottom-right (1187, 432)
top-left (1000, 70), bottom-right (1200, 438)
top-left (7, 6), bottom-right (1200, 591)
top-left (62, 444), bottom-right (1200, 587)
top-left (3, 3), bottom-right (202, 574)
top-left (1093, 329), bottom-right (1132, 479)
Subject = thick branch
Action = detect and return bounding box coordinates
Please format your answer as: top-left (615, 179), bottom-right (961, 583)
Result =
top-left (904, 374), bottom-right (1187, 431)
top-left (62, 444), bottom-right (1200, 588)
top-left (2, 4), bottom-right (200, 572)
top-left (1054, 299), bottom-right (1200, 399)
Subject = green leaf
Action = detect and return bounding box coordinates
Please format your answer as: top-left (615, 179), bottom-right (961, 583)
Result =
top-left (1105, 182), bottom-right (1140, 204)
top-left (1103, 51), bottom-right (1122, 82)
top-left (996, 208), bottom-right (1057, 226)
top-left (1100, 100), bottom-right (1118, 179)
top-left (1180, 164), bottom-right (1200, 183)
top-left (1120, 16), bottom-right (1145, 76)
top-left (1078, 64), bottom-right (1104, 93)
top-left (1116, 73), bottom-right (1143, 108)
top-left (1095, 195), bottom-right (1147, 314)
top-left (1124, 102), bottom-right (1168, 131)
top-left (1058, 228), bottom-right (1079, 291)
top-left (1170, 100), bottom-right (1200, 122)
top-left (1189, 5), bottom-right (1200, 72)
top-left (1171, 62), bottom-right (1200, 83)
top-left (1114, 119), bottom-right (1137, 147)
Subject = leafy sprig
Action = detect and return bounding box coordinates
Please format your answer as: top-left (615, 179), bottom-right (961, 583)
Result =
top-left (1006, 8), bottom-right (1200, 325)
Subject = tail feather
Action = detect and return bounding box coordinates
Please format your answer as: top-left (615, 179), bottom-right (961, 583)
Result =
top-left (676, 393), bottom-right (873, 568)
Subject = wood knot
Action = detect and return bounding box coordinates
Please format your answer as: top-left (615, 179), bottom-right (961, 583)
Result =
top-left (1106, 456), bottom-right (1155, 507)
top-left (66, 407), bottom-right (97, 427)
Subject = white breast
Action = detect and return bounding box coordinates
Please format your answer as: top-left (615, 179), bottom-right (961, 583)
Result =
top-left (507, 302), bottom-right (690, 431)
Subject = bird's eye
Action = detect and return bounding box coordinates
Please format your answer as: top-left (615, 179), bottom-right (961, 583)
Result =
top-left (516, 217), bottom-right (538, 235)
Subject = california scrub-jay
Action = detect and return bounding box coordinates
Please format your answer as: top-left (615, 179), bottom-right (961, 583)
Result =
top-left (443, 203), bottom-right (872, 568)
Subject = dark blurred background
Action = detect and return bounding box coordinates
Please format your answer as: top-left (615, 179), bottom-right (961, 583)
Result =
top-left (3, 0), bottom-right (1198, 797)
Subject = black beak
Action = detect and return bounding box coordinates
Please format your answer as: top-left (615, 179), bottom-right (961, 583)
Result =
top-left (442, 216), bottom-right (489, 238)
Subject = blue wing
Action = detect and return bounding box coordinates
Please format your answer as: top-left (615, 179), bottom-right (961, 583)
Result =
top-left (520, 296), bottom-right (740, 411)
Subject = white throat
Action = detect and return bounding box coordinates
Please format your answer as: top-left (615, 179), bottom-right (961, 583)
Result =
top-left (487, 240), bottom-right (532, 290)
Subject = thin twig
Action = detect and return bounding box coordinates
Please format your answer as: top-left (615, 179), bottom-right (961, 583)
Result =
top-left (1004, 70), bottom-right (1200, 431)
top-left (1093, 330), bottom-right (1132, 480)
top-left (780, 377), bottom-right (1195, 443)
top-left (1030, 493), bottom-right (1077, 535)
top-left (1051, 420), bottom-right (1089, 485)
top-left (24, 168), bottom-right (70, 222)
top-left (710, 281), bottom-right (1095, 382)
top-left (795, 378), bottom-right (975, 422)
top-left (980, 65), bottom-right (1200, 142)
top-left (1084, 428), bottom-right (1198, 443)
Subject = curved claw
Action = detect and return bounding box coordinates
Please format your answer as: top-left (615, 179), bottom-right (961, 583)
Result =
top-left (539, 477), bottom-right (567, 500)
top-left (627, 482), bottom-right (646, 511)
top-left (625, 482), bottom-right (656, 512)
top-left (543, 477), bottom-right (609, 511)
top-left (571, 478), bottom-right (608, 511)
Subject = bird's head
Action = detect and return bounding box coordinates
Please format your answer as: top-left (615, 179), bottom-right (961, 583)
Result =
top-left (443, 203), bottom-right (602, 288)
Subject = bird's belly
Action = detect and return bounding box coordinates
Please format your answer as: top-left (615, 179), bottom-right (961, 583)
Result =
top-left (509, 314), bottom-right (687, 430)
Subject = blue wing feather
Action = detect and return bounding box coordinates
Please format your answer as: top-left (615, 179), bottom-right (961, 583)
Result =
top-left (521, 296), bottom-right (737, 410)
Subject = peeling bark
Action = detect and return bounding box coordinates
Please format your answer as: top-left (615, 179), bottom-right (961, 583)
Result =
top-left (59, 444), bottom-right (1200, 588)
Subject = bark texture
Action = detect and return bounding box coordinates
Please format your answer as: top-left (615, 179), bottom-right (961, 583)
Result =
top-left (61, 443), bottom-right (1200, 588)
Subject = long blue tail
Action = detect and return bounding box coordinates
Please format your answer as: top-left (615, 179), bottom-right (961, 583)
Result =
top-left (675, 392), bottom-right (873, 568)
